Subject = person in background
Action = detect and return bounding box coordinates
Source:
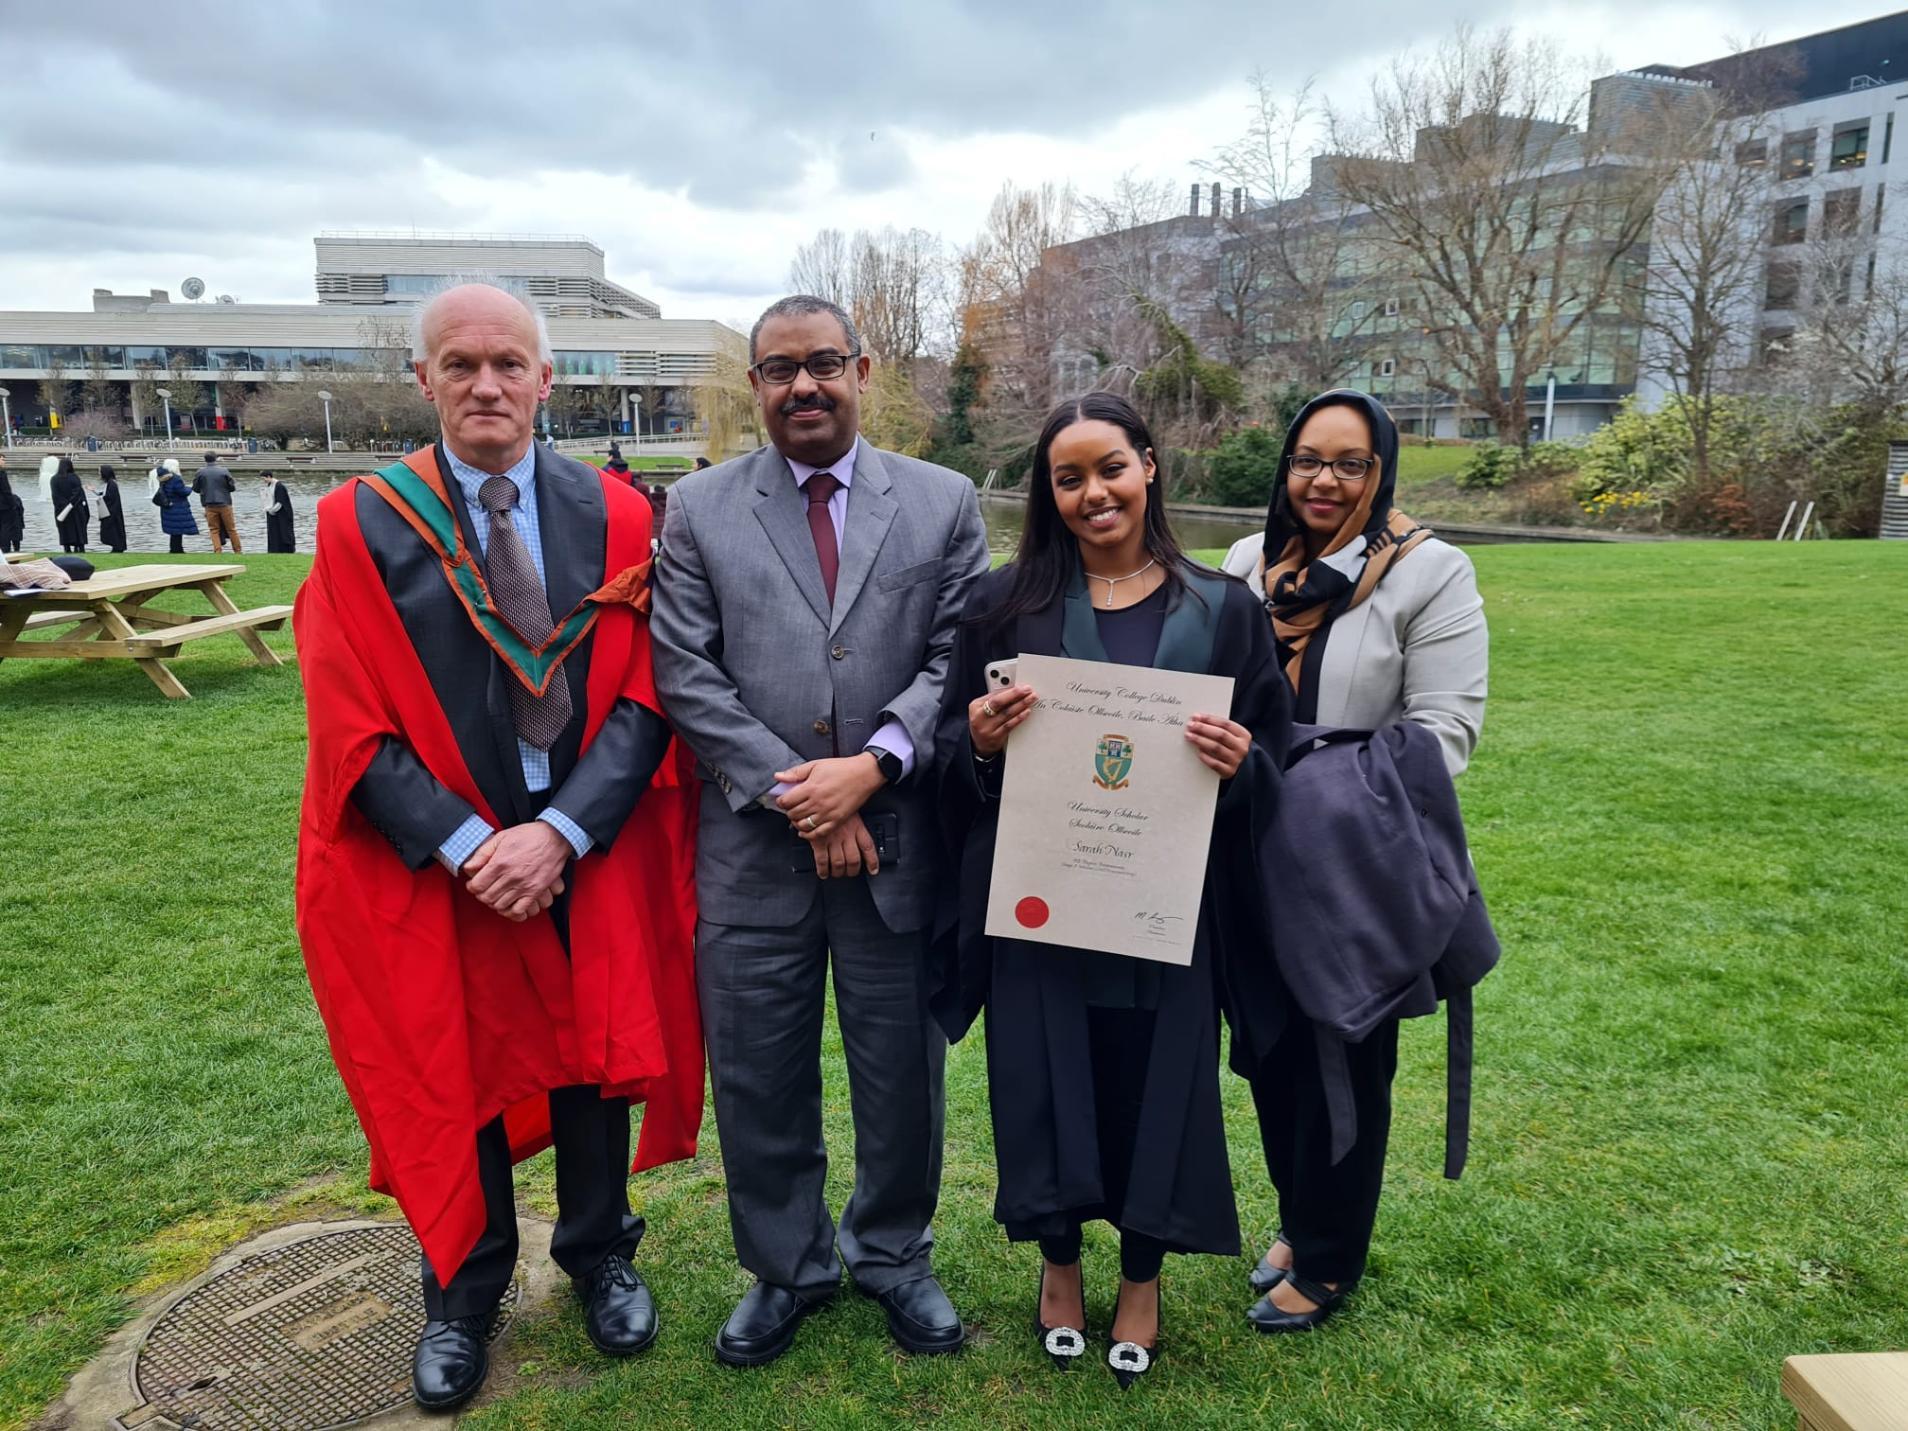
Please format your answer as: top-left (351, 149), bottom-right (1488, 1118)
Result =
top-left (263, 470), bottom-right (296, 553)
top-left (156, 458), bottom-right (198, 554)
top-left (0, 455), bottom-right (24, 553)
top-left (603, 443), bottom-right (638, 487)
top-left (642, 482), bottom-right (668, 554)
top-left (1220, 389), bottom-right (1488, 1333)
top-left (51, 457), bottom-right (89, 553)
top-left (692, 456), bottom-right (712, 471)
top-left (193, 450), bottom-right (243, 554)
top-left (96, 464), bottom-right (127, 553)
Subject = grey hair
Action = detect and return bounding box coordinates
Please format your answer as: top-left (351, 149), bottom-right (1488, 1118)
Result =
top-left (410, 276), bottom-right (553, 366)
top-left (749, 294), bottom-right (862, 362)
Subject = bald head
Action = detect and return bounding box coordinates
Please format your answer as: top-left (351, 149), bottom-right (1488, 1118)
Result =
top-left (412, 282), bottom-right (551, 367)
top-left (412, 282), bottom-right (555, 474)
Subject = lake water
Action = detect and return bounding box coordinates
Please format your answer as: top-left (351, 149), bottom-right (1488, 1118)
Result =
top-left (11, 467), bottom-right (1267, 560)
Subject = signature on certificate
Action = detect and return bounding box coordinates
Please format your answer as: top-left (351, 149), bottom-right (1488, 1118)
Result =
top-left (1133, 911), bottom-right (1185, 938)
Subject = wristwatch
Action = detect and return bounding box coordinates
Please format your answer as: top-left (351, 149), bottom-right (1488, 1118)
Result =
top-left (865, 744), bottom-right (904, 784)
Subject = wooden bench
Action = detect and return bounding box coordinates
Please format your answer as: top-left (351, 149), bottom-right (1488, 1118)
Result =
top-left (123, 605), bottom-right (292, 657)
top-left (1783, 1353), bottom-right (1908, 1430)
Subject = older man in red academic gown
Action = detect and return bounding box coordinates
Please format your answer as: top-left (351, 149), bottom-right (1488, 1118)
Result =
top-left (294, 282), bottom-right (700, 1411)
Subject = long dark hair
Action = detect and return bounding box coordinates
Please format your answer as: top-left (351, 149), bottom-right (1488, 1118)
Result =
top-left (55, 456), bottom-right (77, 479)
top-left (987, 392), bottom-right (1192, 627)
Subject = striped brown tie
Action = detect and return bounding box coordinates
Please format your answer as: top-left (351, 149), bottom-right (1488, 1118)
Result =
top-left (478, 475), bottom-right (571, 750)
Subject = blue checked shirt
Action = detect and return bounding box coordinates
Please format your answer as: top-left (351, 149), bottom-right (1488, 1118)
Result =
top-left (435, 442), bottom-right (592, 872)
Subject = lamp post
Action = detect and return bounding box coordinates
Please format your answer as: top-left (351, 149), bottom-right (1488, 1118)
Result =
top-left (316, 390), bottom-right (334, 454)
top-left (1542, 369), bottom-right (1557, 444)
top-left (0, 387), bottom-right (11, 449)
top-left (156, 387), bottom-right (174, 445)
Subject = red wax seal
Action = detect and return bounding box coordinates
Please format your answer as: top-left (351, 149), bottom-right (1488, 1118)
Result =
top-left (1015, 897), bottom-right (1050, 929)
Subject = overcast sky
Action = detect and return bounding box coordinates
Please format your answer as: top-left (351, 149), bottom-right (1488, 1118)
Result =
top-left (0, 1), bottom-right (1893, 332)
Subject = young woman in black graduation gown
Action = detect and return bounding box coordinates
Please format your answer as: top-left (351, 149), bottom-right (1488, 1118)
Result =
top-left (263, 472), bottom-right (296, 553)
top-left (96, 464), bottom-right (127, 552)
top-left (934, 393), bottom-right (1291, 1388)
top-left (50, 457), bottom-right (89, 553)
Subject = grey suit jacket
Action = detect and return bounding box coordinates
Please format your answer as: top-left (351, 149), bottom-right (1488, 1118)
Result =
top-left (651, 438), bottom-right (989, 931)
top-left (1222, 532), bottom-right (1487, 776)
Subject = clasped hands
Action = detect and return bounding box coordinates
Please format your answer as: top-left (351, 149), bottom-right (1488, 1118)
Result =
top-left (773, 754), bottom-right (885, 879)
top-left (972, 682), bottom-right (1251, 778)
top-left (460, 820), bottom-right (571, 921)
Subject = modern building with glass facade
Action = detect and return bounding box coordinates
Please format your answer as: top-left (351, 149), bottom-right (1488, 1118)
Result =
top-left (0, 234), bottom-right (741, 438)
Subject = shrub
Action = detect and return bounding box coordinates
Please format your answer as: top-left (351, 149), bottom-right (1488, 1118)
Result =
top-left (1456, 444), bottom-right (1518, 491)
top-left (1206, 427), bottom-right (1283, 508)
top-left (1521, 440), bottom-right (1581, 480)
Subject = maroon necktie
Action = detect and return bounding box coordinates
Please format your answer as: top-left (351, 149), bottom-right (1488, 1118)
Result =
top-left (805, 471), bottom-right (840, 605)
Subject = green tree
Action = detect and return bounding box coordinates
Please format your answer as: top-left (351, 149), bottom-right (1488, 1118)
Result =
top-left (1206, 426), bottom-right (1283, 507)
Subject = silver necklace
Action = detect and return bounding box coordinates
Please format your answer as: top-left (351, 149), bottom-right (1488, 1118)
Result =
top-left (1085, 558), bottom-right (1158, 608)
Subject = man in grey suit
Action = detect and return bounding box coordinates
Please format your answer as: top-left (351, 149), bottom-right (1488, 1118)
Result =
top-left (652, 295), bottom-right (988, 1366)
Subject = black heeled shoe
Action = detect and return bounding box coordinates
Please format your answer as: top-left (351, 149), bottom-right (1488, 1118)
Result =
top-left (1247, 1272), bottom-right (1355, 1333)
top-left (1033, 1261), bottom-right (1087, 1370)
top-left (1248, 1232), bottom-right (1292, 1293)
top-left (1106, 1284), bottom-right (1161, 1390)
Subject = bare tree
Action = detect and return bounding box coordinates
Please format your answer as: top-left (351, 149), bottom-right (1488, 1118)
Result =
top-left (1785, 229), bottom-right (1908, 417)
top-left (1640, 49), bottom-right (1799, 485)
top-left (82, 353), bottom-right (117, 416)
top-left (164, 352), bottom-right (207, 430)
top-left (37, 357), bottom-right (71, 430)
top-left (691, 350), bottom-right (766, 460)
top-left (1329, 28), bottom-right (1681, 446)
top-left (958, 181), bottom-right (1077, 429)
top-left (789, 229), bottom-right (852, 306)
top-left (1206, 75), bottom-right (1393, 390)
top-left (849, 227), bottom-right (945, 362)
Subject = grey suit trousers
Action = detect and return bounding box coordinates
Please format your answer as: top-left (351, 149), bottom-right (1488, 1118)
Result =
top-left (697, 875), bottom-right (946, 1298)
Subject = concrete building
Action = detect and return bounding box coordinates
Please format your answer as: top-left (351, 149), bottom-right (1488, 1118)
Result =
top-left (0, 234), bottom-right (741, 440)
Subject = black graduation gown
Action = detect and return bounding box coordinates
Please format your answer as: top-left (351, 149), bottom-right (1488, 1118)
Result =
top-left (97, 478), bottom-right (127, 552)
top-left (50, 472), bottom-right (88, 551)
top-left (265, 481), bottom-right (296, 553)
top-left (933, 562), bottom-right (1292, 1256)
top-left (0, 474), bottom-right (22, 552)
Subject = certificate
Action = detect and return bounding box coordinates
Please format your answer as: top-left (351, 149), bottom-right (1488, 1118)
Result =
top-left (985, 653), bottom-right (1235, 965)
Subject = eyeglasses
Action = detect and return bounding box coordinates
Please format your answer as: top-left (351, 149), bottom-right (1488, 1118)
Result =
top-left (750, 351), bottom-right (860, 385)
top-left (1287, 454), bottom-right (1374, 482)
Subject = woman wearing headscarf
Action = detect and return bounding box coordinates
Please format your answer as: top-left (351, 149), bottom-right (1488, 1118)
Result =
top-left (262, 470), bottom-right (296, 553)
top-left (936, 393), bottom-right (1292, 1387)
top-left (51, 457), bottom-right (89, 553)
top-left (1220, 390), bottom-right (1487, 1332)
top-left (96, 464), bottom-right (127, 553)
top-left (154, 458), bottom-right (198, 554)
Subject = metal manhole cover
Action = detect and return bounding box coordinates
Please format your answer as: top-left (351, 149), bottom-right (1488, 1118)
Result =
top-left (116, 1223), bottom-right (518, 1430)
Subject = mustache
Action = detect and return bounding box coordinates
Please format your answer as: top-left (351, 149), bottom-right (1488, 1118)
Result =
top-left (780, 395), bottom-right (835, 416)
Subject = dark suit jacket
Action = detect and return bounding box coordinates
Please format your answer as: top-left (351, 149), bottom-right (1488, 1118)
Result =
top-left (348, 441), bottom-right (668, 870)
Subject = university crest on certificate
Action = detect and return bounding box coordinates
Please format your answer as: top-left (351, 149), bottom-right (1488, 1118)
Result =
top-left (985, 652), bottom-right (1235, 965)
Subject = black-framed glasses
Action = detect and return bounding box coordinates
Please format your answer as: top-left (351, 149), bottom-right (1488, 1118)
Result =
top-left (1287, 454), bottom-right (1375, 482)
top-left (751, 350), bottom-right (860, 385)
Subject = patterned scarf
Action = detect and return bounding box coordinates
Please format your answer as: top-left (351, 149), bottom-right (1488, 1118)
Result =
top-left (1258, 391), bottom-right (1429, 693)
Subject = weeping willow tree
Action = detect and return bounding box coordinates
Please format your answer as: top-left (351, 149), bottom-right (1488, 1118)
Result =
top-left (858, 362), bottom-right (935, 457)
top-left (692, 350), bottom-right (766, 459)
top-left (1130, 295), bottom-right (1243, 448)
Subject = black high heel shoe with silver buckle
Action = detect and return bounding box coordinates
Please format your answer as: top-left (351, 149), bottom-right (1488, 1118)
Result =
top-left (1106, 1286), bottom-right (1161, 1391)
top-left (1033, 1263), bottom-right (1087, 1371)
top-left (1247, 1272), bottom-right (1355, 1333)
top-left (1248, 1232), bottom-right (1293, 1294)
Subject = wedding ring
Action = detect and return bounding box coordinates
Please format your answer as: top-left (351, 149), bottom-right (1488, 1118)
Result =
top-left (804, 814), bottom-right (818, 831)
top-left (982, 700), bottom-right (998, 718)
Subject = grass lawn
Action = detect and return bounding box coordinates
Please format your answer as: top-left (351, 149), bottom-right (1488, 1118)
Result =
top-left (575, 453), bottom-right (692, 472)
top-left (1393, 443), bottom-right (1476, 487)
top-left (2, 542), bottom-right (1905, 1428)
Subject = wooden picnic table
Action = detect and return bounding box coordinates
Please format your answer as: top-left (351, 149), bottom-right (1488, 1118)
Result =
top-left (0, 563), bottom-right (292, 699)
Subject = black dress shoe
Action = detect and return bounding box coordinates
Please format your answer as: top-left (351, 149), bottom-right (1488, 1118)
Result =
top-left (715, 1280), bottom-right (829, 1367)
top-left (863, 1274), bottom-right (964, 1355)
top-left (574, 1253), bottom-right (659, 1356)
top-left (1033, 1262), bottom-right (1087, 1371)
top-left (1247, 1273), bottom-right (1355, 1333)
top-left (1249, 1234), bottom-right (1293, 1294)
top-left (412, 1313), bottom-right (491, 1411)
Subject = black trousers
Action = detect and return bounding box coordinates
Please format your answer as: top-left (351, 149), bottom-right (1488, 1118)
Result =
top-left (168, 534), bottom-right (185, 553)
top-left (1250, 1018), bottom-right (1400, 1285)
top-left (421, 1082), bottom-right (643, 1320)
top-left (1031, 1007), bottom-right (1166, 1284)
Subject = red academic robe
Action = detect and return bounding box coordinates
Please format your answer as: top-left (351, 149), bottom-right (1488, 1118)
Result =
top-left (293, 453), bottom-right (701, 1286)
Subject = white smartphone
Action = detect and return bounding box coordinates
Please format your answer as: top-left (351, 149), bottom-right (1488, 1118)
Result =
top-left (984, 657), bottom-right (1019, 691)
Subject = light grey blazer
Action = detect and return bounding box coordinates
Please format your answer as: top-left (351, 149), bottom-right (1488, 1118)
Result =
top-left (652, 438), bottom-right (989, 930)
top-left (1222, 532), bottom-right (1488, 776)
